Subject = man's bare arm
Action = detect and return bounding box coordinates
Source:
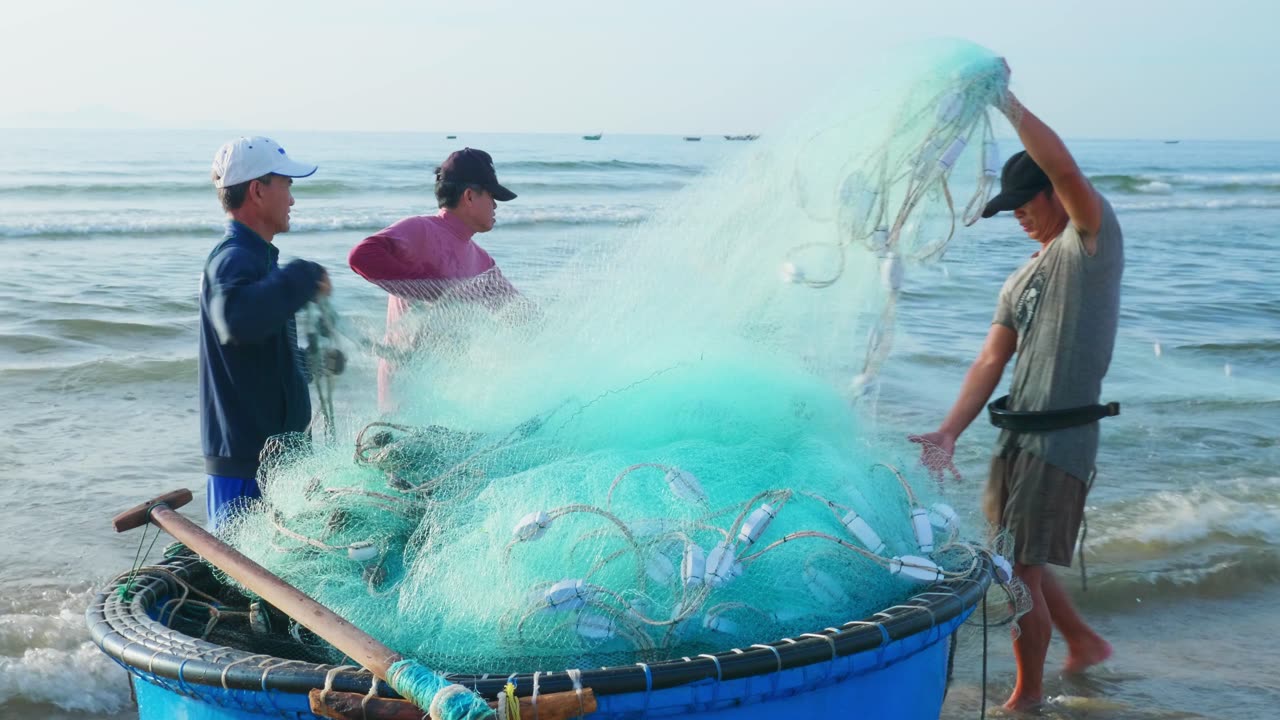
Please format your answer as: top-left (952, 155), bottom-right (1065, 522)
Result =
top-left (1001, 90), bottom-right (1103, 242)
top-left (910, 323), bottom-right (1017, 477)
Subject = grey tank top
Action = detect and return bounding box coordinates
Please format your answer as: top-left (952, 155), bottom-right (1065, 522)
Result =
top-left (992, 196), bottom-right (1124, 480)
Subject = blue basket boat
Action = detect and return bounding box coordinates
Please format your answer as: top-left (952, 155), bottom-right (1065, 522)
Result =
top-left (88, 551), bottom-right (990, 719)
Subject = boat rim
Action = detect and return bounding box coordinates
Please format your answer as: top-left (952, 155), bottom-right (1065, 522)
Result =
top-left (88, 552), bottom-right (991, 700)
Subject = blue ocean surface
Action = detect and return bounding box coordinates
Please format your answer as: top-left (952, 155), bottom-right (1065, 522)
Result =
top-left (0, 129), bottom-right (1276, 719)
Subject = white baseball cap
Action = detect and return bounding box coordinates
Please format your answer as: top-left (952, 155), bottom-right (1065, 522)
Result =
top-left (211, 136), bottom-right (317, 188)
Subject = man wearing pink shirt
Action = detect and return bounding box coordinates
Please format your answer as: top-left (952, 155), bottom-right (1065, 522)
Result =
top-left (349, 148), bottom-right (520, 409)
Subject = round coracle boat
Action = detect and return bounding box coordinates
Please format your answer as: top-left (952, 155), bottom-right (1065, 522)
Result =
top-left (88, 549), bottom-right (991, 719)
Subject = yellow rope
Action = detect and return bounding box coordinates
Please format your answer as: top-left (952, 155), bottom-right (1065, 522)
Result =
top-left (504, 682), bottom-right (521, 720)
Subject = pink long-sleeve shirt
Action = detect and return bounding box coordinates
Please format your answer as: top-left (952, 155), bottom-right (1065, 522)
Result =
top-left (348, 210), bottom-right (517, 409)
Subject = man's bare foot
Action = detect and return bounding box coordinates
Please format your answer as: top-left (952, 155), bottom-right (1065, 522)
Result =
top-left (1063, 638), bottom-right (1112, 674)
top-left (1002, 692), bottom-right (1044, 713)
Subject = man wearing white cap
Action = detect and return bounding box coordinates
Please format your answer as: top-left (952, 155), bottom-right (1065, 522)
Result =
top-left (200, 136), bottom-right (330, 529)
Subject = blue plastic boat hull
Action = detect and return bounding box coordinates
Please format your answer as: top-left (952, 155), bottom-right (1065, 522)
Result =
top-left (124, 610), bottom-right (968, 719)
top-left (92, 554), bottom-right (987, 719)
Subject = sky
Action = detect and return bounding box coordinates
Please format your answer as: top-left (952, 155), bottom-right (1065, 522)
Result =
top-left (1, 0), bottom-right (1276, 140)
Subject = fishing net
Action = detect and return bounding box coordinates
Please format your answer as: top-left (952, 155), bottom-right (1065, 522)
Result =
top-left (222, 40), bottom-right (1022, 676)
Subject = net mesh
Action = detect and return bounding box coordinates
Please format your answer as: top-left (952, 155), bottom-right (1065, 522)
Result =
top-left (222, 40), bottom-right (1019, 676)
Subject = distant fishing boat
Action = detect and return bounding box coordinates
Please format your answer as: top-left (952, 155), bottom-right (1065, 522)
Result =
top-left (724, 134), bottom-right (759, 141)
top-left (1163, 140), bottom-right (1180, 144)
top-left (683, 136), bottom-right (702, 142)
top-left (446, 135), bottom-right (457, 139)
top-left (582, 133), bottom-right (602, 141)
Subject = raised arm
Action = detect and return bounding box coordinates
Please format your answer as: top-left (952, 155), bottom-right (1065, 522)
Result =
top-left (1000, 86), bottom-right (1102, 238)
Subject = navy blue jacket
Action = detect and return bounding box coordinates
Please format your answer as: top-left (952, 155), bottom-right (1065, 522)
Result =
top-left (199, 221), bottom-right (324, 477)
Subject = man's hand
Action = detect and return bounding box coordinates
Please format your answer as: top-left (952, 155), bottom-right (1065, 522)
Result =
top-left (315, 269), bottom-right (332, 298)
top-left (995, 58), bottom-right (1015, 115)
top-left (908, 431), bottom-right (961, 484)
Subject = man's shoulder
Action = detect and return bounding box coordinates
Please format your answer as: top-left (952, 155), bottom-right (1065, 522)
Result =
top-left (1062, 193), bottom-right (1122, 260)
top-left (205, 236), bottom-right (238, 265)
top-left (1097, 194), bottom-right (1121, 233)
top-left (1002, 253), bottom-right (1039, 283)
top-left (383, 213), bottom-right (438, 234)
top-left (206, 237), bottom-right (267, 277)
top-left (208, 236), bottom-right (253, 259)
top-left (368, 214), bottom-right (452, 248)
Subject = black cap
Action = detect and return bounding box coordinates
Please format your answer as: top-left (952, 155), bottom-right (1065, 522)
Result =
top-left (438, 148), bottom-right (516, 202)
top-left (981, 150), bottom-right (1051, 218)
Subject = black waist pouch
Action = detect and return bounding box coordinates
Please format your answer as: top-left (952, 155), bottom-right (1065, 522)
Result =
top-left (987, 395), bottom-right (1119, 432)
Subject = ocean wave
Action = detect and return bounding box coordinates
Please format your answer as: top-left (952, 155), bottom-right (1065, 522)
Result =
top-left (0, 592), bottom-right (130, 714)
top-left (1141, 397), bottom-right (1280, 415)
top-left (11, 297), bottom-right (194, 316)
top-left (503, 206), bottom-right (651, 227)
top-left (0, 642), bottom-right (132, 713)
top-left (1092, 479), bottom-right (1280, 549)
top-left (1177, 339), bottom-right (1280, 356)
top-left (1078, 549), bottom-right (1280, 612)
top-left (1135, 180), bottom-right (1172, 194)
top-left (498, 159), bottom-right (704, 174)
top-left (334, 157), bottom-right (704, 175)
top-left (0, 333), bottom-right (80, 354)
top-left (1092, 171), bottom-right (1280, 194)
top-left (42, 317), bottom-right (188, 342)
top-left (0, 178), bottom-right (424, 197)
top-left (506, 180), bottom-right (688, 193)
top-left (2, 356), bottom-right (198, 388)
top-left (0, 172), bottom-right (691, 198)
top-left (0, 206), bottom-right (653, 239)
top-left (1077, 480), bottom-right (1280, 611)
top-left (0, 608), bottom-right (89, 656)
top-left (1111, 197), bottom-right (1280, 212)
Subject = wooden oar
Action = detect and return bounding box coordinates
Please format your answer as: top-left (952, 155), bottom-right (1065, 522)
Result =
top-left (112, 489), bottom-right (595, 720)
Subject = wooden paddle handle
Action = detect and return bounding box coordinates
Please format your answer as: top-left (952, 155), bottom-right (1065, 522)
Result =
top-left (112, 488), bottom-right (193, 533)
top-left (309, 687), bottom-right (598, 720)
top-left (112, 490), bottom-right (402, 679)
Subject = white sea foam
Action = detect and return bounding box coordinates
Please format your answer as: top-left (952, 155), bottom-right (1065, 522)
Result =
top-left (1112, 197), bottom-right (1280, 212)
top-left (0, 642), bottom-right (132, 713)
top-left (1092, 478), bottom-right (1280, 548)
top-left (0, 205), bottom-right (654, 238)
top-left (1134, 180), bottom-right (1172, 194)
top-left (0, 593), bottom-right (132, 713)
top-left (0, 607), bottom-right (91, 655)
top-left (1150, 171), bottom-right (1280, 186)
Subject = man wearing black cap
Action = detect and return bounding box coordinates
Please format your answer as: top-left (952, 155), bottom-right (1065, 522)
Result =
top-left (911, 66), bottom-right (1121, 712)
top-left (349, 148), bottom-right (520, 410)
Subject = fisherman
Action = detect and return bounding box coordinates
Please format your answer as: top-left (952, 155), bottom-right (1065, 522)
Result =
top-left (201, 136), bottom-right (330, 529)
top-left (911, 62), bottom-right (1119, 711)
top-left (348, 148), bottom-right (521, 410)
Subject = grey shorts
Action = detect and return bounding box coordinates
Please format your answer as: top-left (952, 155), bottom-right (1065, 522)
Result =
top-left (983, 447), bottom-right (1088, 567)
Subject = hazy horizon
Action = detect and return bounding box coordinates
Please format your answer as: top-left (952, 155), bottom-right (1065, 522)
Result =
top-left (1, 127), bottom-right (1266, 145)
top-left (2, 1), bottom-right (1276, 141)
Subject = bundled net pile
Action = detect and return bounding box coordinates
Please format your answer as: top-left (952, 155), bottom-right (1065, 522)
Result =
top-left (224, 41), bottom-right (1017, 676)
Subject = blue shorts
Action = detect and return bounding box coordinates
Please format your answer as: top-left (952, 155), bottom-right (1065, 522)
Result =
top-left (206, 474), bottom-right (261, 530)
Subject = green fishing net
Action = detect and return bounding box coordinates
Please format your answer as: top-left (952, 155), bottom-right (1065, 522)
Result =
top-left (223, 40), bottom-right (1013, 675)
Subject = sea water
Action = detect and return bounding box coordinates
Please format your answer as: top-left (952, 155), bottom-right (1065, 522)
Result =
top-left (0, 129), bottom-right (1276, 719)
